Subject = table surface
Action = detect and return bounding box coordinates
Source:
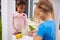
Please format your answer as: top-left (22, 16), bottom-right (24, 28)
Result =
top-left (13, 35), bottom-right (33, 40)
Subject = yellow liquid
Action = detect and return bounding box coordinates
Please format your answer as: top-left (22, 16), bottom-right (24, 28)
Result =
top-left (15, 34), bottom-right (23, 39)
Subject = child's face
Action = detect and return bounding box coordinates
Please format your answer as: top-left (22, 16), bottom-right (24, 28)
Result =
top-left (39, 9), bottom-right (46, 20)
top-left (17, 4), bottom-right (26, 13)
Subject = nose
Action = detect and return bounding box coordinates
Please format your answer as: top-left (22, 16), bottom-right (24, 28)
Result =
top-left (22, 9), bottom-right (24, 11)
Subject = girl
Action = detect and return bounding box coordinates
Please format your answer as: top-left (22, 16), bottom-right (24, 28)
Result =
top-left (34, 0), bottom-right (56, 40)
top-left (28, 7), bottom-right (43, 36)
top-left (13, 0), bottom-right (28, 35)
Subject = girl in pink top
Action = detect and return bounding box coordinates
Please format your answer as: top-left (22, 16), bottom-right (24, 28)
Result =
top-left (13, 0), bottom-right (28, 35)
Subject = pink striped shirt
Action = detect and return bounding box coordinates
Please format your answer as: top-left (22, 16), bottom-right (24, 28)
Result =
top-left (12, 12), bottom-right (28, 33)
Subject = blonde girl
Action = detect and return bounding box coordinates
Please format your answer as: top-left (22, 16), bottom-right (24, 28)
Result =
top-left (33, 0), bottom-right (56, 40)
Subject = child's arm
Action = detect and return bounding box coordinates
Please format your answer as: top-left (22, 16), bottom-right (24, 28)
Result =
top-left (13, 16), bottom-right (21, 35)
top-left (23, 13), bottom-right (29, 30)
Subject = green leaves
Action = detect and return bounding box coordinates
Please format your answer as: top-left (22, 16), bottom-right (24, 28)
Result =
top-left (0, 16), bottom-right (2, 40)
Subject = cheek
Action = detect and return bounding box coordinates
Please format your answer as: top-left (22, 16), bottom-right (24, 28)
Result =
top-left (19, 8), bottom-right (25, 12)
top-left (17, 8), bottom-right (23, 12)
top-left (22, 9), bottom-right (25, 12)
top-left (39, 12), bottom-right (45, 19)
top-left (17, 7), bottom-right (21, 11)
top-left (39, 12), bottom-right (43, 17)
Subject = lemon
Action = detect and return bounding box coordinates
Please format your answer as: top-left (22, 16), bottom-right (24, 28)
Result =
top-left (15, 34), bottom-right (23, 39)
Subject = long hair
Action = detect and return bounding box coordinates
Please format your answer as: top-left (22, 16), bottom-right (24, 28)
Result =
top-left (34, 0), bottom-right (55, 22)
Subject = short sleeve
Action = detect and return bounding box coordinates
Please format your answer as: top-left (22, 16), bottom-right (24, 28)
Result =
top-left (37, 23), bottom-right (46, 37)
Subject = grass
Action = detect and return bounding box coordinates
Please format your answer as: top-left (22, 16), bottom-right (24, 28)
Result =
top-left (59, 24), bottom-right (60, 30)
top-left (0, 16), bottom-right (2, 40)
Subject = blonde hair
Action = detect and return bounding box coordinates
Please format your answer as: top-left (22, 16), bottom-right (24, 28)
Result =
top-left (34, 0), bottom-right (55, 22)
top-left (34, 6), bottom-right (41, 23)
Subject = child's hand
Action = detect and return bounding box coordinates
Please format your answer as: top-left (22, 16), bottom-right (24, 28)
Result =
top-left (32, 30), bottom-right (37, 33)
top-left (28, 30), bottom-right (37, 36)
top-left (13, 32), bottom-right (18, 35)
top-left (28, 31), bottom-right (33, 36)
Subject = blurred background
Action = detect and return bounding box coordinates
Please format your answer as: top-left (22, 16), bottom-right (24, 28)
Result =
top-left (0, 0), bottom-right (2, 40)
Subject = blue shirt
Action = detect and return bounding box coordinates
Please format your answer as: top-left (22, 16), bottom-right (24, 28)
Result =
top-left (37, 20), bottom-right (56, 40)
